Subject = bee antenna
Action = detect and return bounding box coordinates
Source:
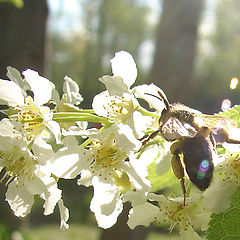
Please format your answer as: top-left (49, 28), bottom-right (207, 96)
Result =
top-left (144, 90), bottom-right (170, 111)
top-left (157, 90), bottom-right (170, 111)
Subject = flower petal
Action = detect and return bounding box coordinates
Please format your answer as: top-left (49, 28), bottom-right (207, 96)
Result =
top-left (203, 177), bottom-right (235, 213)
top-left (22, 69), bottom-right (55, 106)
top-left (6, 180), bottom-right (34, 217)
top-left (90, 176), bottom-right (123, 228)
top-left (40, 176), bottom-right (62, 215)
top-left (127, 202), bottom-right (158, 229)
top-left (110, 51), bottom-right (137, 88)
top-left (58, 199), bottom-right (70, 230)
top-left (63, 76), bottom-right (83, 105)
top-left (99, 76), bottom-right (129, 96)
top-left (111, 124), bottom-right (141, 153)
top-left (0, 118), bottom-right (17, 138)
top-left (49, 148), bottom-right (89, 179)
top-left (0, 79), bottom-right (24, 105)
top-left (179, 227), bottom-right (202, 240)
top-left (46, 120), bottom-right (61, 144)
top-left (133, 84), bottom-right (167, 112)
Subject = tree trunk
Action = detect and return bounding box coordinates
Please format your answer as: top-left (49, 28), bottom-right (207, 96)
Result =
top-left (0, 0), bottom-right (48, 235)
top-left (0, 0), bottom-right (48, 77)
top-left (149, 0), bottom-right (204, 104)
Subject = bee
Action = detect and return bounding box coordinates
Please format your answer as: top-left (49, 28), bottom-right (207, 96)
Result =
top-left (143, 90), bottom-right (240, 205)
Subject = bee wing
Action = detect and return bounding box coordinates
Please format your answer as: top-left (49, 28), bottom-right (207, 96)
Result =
top-left (161, 117), bottom-right (197, 141)
top-left (194, 114), bottom-right (237, 134)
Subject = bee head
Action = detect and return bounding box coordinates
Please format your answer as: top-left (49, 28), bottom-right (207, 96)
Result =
top-left (198, 127), bottom-right (210, 138)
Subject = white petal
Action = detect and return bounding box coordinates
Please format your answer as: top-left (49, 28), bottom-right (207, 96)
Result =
top-left (0, 79), bottom-right (24, 105)
top-left (0, 118), bottom-right (16, 138)
top-left (49, 148), bottom-right (89, 179)
top-left (63, 76), bottom-right (83, 105)
top-left (203, 177), bottom-right (235, 213)
top-left (123, 161), bottom-right (151, 192)
top-left (155, 143), bottom-right (172, 176)
top-left (110, 51), bottom-right (137, 88)
top-left (91, 176), bottom-right (123, 229)
top-left (132, 111), bottom-right (153, 138)
top-left (46, 120), bottom-right (61, 144)
top-left (6, 180), bottom-right (34, 217)
top-left (91, 176), bottom-right (120, 215)
top-left (93, 199), bottom-right (123, 229)
top-left (92, 91), bottom-right (110, 117)
top-left (99, 75), bottom-right (129, 96)
top-left (22, 69), bottom-right (55, 105)
top-left (24, 174), bottom-right (46, 195)
top-left (180, 227), bottom-right (202, 240)
top-left (78, 170), bottom-right (93, 187)
top-left (32, 137), bottom-right (53, 160)
top-left (40, 176), bottom-right (62, 215)
top-left (62, 126), bottom-right (99, 137)
top-left (133, 84), bottom-right (167, 112)
top-left (127, 202), bottom-right (158, 229)
top-left (112, 124), bottom-right (141, 152)
top-left (58, 200), bottom-right (70, 230)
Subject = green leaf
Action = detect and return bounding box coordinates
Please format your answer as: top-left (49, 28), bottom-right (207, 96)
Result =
top-left (0, 0), bottom-right (23, 8)
top-left (206, 187), bottom-right (240, 240)
top-left (218, 105), bottom-right (240, 127)
top-left (148, 161), bottom-right (178, 192)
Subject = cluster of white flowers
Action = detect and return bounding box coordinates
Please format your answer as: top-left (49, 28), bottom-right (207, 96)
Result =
top-left (0, 51), bottom-right (239, 238)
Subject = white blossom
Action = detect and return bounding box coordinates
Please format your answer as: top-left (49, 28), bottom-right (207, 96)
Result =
top-left (128, 193), bottom-right (210, 240)
top-left (0, 68), bottom-right (61, 144)
top-left (65, 123), bottom-right (152, 228)
top-left (93, 51), bottom-right (153, 139)
top-left (203, 151), bottom-right (240, 213)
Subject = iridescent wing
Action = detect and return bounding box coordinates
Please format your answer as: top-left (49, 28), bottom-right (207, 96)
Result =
top-left (194, 114), bottom-right (237, 133)
top-left (161, 117), bottom-right (198, 141)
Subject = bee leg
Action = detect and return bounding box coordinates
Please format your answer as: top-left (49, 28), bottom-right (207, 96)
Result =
top-left (215, 128), bottom-right (240, 144)
top-left (225, 139), bottom-right (240, 144)
top-left (170, 141), bottom-right (186, 206)
top-left (141, 129), bottom-right (161, 146)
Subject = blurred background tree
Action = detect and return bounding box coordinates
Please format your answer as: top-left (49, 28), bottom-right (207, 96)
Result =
top-left (50, 0), bottom-right (153, 107)
top-left (193, 0), bottom-right (240, 113)
top-left (1, 0), bottom-right (240, 239)
top-left (150, 0), bottom-right (204, 104)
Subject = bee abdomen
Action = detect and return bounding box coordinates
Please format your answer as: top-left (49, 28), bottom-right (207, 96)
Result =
top-left (182, 136), bottom-right (214, 191)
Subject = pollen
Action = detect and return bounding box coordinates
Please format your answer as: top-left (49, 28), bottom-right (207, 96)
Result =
top-left (105, 96), bottom-right (134, 124)
top-left (0, 147), bottom-right (36, 186)
top-left (220, 152), bottom-right (240, 187)
top-left (158, 198), bottom-right (195, 234)
top-left (9, 96), bottom-right (50, 141)
top-left (94, 144), bottom-right (119, 168)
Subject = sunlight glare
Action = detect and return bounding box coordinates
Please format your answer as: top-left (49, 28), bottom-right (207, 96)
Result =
top-left (221, 98), bottom-right (231, 112)
top-left (229, 77), bottom-right (239, 90)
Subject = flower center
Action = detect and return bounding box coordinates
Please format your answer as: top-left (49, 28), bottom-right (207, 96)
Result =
top-left (159, 200), bottom-right (194, 233)
top-left (90, 134), bottom-right (127, 178)
top-left (10, 96), bottom-right (49, 141)
top-left (0, 147), bottom-right (36, 185)
top-left (220, 152), bottom-right (240, 187)
top-left (94, 143), bottom-right (120, 169)
top-left (106, 96), bottom-right (134, 123)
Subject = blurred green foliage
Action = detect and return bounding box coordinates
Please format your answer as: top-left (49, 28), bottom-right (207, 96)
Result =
top-left (0, 0), bottom-right (23, 8)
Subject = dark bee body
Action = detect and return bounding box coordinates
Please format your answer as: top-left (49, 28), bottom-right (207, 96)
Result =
top-left (181, 134), bottom-right (214, 191)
